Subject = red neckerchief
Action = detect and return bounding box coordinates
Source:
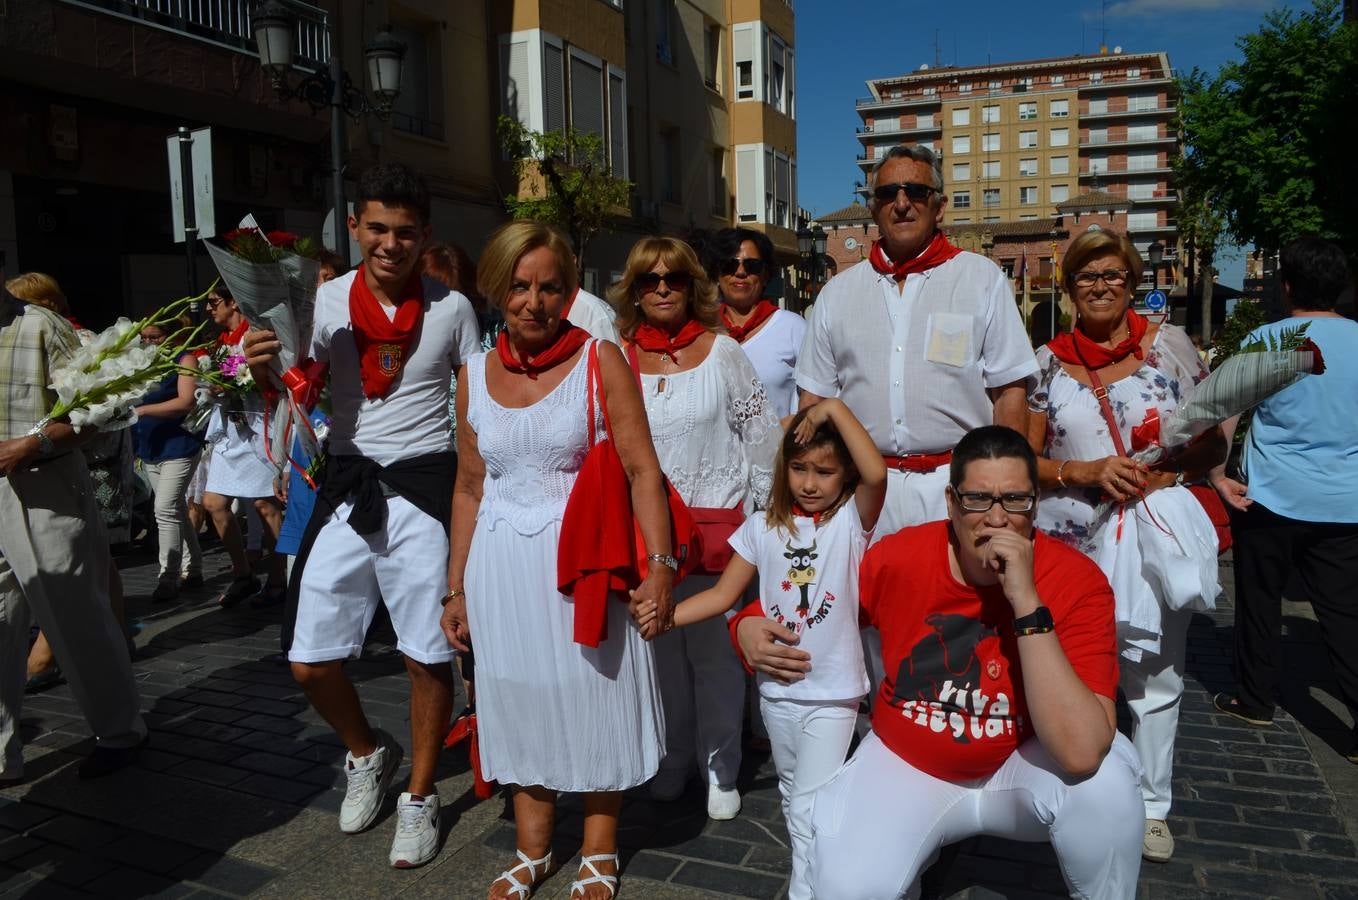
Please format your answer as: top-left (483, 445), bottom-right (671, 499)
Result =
top-left (792, 504), bottom-right (824, 525)
top-left (868, 232), bottom-right (963, 282)
top-left (496, 321), bottom-right (590, 380)
top-left (633, 319), bottom-right (708, 356)
top-left (721, 300), bottom-right (778, 343)
top-left (218, 319), bottom-right (250, 347)
top-left (348, 265), bottom-right (425, 400)
top-left (64, 315), bottom-right (84, 331)
top-left (563, 286), bottom-right (579, 319)
top-left (1046, 309), bottom-right (1149, 369)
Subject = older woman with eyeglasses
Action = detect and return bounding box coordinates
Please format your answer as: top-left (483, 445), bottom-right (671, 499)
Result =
top-left (707, 228), bottom-right (805, 416)
top-left (610, 236), bottom-right (782, 821)
top-left (1026, 230), bottom-right (1225, 865)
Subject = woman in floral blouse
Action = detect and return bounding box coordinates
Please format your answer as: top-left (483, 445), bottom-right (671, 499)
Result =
top-left (1026, 230), bottom-right (1225, 865)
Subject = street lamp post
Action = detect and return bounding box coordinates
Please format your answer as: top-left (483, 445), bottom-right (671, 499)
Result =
top-left (796, 225), bottom-right (828, 312)
top-left (1147, 240), bottom-right (1165, 300)
top-left (252, 1), bottom-right (406, 261)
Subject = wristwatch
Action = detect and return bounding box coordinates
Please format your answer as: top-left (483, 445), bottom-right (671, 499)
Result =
top-left (1013, 606), bottom-right (1055, 637)
top-left (647, 553), bottom-right (680, 572)
top-left (26, 425), bottom-right (55, 457)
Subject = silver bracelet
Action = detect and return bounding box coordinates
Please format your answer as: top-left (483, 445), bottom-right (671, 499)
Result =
top-left (26, 425), bottom-right (55, 456)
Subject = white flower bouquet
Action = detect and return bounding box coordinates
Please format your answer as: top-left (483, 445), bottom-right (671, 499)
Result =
top-left (203, 222), bottom-right (324, 479)
top-left (43, 289), bottom-right (218, 433)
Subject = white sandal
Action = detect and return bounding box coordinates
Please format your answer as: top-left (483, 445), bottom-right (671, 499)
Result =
top-left (569, 852), bottom-right (619, 899)
top-left (490, 848), bottom-right (553, 898)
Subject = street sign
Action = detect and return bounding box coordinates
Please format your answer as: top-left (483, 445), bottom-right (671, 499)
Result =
top-left (1144, 289), bottom-right (1167, 312)
top-left (166, 127), bottom-right (215, 242)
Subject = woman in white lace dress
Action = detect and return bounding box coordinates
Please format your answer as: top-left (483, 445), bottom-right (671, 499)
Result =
top-left (442, 221), bottom-right (675, 900)
top-left (1026, 230), bottom-right (1225, 864)
top-left (608, 236), bottom-right (783, 822)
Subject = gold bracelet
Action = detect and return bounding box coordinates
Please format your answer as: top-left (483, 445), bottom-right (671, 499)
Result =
top-left (1056, 459), bottom-right (1070, 489)
top-left (441, 588), bottom-right (465, 607)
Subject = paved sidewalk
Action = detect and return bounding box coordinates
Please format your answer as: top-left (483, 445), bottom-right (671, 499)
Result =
top-left (3, 545), bottom-right (1356, 898)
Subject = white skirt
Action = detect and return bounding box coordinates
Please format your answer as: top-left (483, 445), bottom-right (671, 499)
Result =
top-left (466, 516), bottom-right (665, 792)
top-left (204, 410), bottom-right (276, 499)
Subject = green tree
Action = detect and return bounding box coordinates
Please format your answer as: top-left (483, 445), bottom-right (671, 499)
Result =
top-left (497, 116), bottom-right (632, 269)
top-left (1177, 0), bottom-right (1358, 263)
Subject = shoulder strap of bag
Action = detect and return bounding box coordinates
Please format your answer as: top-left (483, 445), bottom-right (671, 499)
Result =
top-left (587, 339), bottom-right (618, 447)
top-left (1074, 344), bottom-right (1129, 458)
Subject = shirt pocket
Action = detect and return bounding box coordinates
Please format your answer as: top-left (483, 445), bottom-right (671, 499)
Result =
top-left (924, 312), bottom-right (975, 368)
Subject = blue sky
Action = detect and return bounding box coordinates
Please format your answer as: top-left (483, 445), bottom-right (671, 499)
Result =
top-left (794, 0), bottom-right (1304, 287)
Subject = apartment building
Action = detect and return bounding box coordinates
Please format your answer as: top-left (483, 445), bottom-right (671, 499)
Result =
top-left (855, 49), bottom-right (1179, 286)
top-left (0, 0), bottom-right (796, 321)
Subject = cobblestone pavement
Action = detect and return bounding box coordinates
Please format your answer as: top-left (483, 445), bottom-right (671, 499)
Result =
top-left (3, 544), bottom-right (1356, 898)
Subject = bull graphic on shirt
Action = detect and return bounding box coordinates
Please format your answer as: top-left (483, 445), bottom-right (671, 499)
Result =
top-left (891, 613), bottom-right (998, 742)
top-left (783, 539), bottom-right (818, 617)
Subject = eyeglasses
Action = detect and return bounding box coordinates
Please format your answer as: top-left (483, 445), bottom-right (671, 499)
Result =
top-left (140, 332), bottom-right (167, 344)
top-left (872, 181), bottom-right (937, 204)
top-left (950, 487), bottom-right (1037, 514)
top-left (718, 257), bottom-right (767, 277)
top-left (636, 271), bottom-right (693, 293)
top-left (204, 296), bottom-right (226, 310)
top-left (1073, 269), bottom-right (1130, 288)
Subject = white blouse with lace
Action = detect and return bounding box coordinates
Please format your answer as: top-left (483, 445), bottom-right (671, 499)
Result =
top-left (638, 335), bottom-right (782, 511)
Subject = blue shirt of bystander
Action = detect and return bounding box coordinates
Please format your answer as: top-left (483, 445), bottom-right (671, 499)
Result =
top-left (1242, 316), bottom-right (1358, 524)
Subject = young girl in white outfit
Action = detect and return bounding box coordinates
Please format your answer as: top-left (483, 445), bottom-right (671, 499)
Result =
top-left (640, 398), bottom-right (885, 900)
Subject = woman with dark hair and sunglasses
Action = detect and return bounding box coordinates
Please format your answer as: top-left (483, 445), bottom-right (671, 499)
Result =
top-left (610, 236), bottom-right (783, 821)
top-left (1026, 229), bottom-right (1226, 864)
top-left (707, 228), bottom-right (806, 416)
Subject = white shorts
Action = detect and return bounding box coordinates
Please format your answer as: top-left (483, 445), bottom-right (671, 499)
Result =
top-left (289, 494), bottom-right (453, 665)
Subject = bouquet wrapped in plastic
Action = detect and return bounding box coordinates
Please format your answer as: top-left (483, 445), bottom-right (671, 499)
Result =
top-left (42, 290), bottom-right (217, 433)
top-left (203, 222), bottom-right (324, 482)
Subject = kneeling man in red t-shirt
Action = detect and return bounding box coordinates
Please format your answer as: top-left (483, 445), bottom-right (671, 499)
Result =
top-left (736, 426), bottom-right (1144, 899)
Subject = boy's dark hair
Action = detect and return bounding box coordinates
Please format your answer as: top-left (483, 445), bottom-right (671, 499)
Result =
top-left (355, 162), bottom-right (431, 224)
top-left (949, 426), bottom-right (1038, 492)
top-left (705, 228), bottom-right (776, 280)
top-left (1280, 237), bottom-right (1350, 311)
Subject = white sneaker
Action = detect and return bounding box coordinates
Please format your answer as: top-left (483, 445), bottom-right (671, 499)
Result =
top-left (650, 768), bottom-right (688, 802)
top-left (707, 784), bottom-right (741, 820)
top-left (1143, 818), bottom-right (1175, 862)
top-left (338, 730), bottom-right (402, 834)
top-left (389, 791), bottom-right (439, 868)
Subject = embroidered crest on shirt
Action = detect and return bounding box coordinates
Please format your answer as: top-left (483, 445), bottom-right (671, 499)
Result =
top-left (890, 613), bottom-right (1020, 743)
top-left (377, 343), bottom-right (402, 376)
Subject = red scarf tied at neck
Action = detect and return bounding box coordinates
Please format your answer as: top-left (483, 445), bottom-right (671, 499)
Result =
top-left (633, 319), bottom-right (709, 356)
top-left (349, 265), bottom-right (425, 400)
top-left (496, 320), bottom-right (590, 379)
top-left (1046, 308), bottom-right (1149, 369)
top-left (868, 231), bottom-right (963, 282)
top-left (721, 300), bottom-right (778, 343)
top-left (218, 319), bottom-right (250, 348)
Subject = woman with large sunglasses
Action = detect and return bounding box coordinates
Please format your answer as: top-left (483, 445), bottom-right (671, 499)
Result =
top-left (707, 228), bottom-right (806, 416)
top-left (609, 236), bottom-right (782, 821)
top-left (1026, 230), bottom-right (1225, 865)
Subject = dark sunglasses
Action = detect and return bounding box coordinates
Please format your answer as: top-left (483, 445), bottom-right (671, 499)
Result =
top-left (636, 271), bottom-right (693, 292)
top-left (872, 181), bottom-right (937, 204)
top-left (204, 297), bottom-right (227, 309)
top-left (718, 257), bottom-right (767, 277)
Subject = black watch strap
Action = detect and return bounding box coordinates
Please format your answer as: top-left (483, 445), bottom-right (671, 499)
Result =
top-left (1013, 605), bottom-right (1055, 637)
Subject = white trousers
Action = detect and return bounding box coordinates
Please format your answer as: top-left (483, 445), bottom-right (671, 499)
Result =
top-left (1121, 603), bottom-right (1191, 820)
top-left (761, 697), bottom-right (859, 900)
top-left (290, 495), bottom-right (452, 665)
top-left (144, 453), bottom-right (202, 581)
top-left (809, 732), bottom-right (1144, 900)
top-left (654, 575), bottom-right (746, 786)
top-left (0, 454), bottom-right (147, 778)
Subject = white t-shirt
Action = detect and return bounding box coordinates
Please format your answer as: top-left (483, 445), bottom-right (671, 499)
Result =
top-left (795, 252), bottom-right (1038, 455)
top-left (728, 501), bottom-right (873, 702)
top-left (566, 288), bottom-right (620, 343)
top-left (738, 309), bottom-right (806, 417)
top-left (311, 269), bottom-right (481, 465)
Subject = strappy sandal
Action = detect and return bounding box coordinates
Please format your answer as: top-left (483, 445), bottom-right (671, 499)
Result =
top-left (490, 848), bottom-right (553, 898)
top-left (569, 853), bottom-right (619, 899)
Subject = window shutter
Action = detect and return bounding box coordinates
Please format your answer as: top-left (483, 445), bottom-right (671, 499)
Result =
top-left (500, 38), bottom-right (533, 126)
top-left (544, 41), bottom-right (565, 133)
top-left (570, 52), bottom-right (605, 139)
top-left (608, 67), bottom-right (628, 178)
top-left (736, 146), bottom-right (757, 221)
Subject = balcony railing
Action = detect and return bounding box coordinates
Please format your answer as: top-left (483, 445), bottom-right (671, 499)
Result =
top-left (59, 0), bottom-right (330, 68)
top-left (1079, 76), bottom-right (1174, 92)
top-left (855, 121), bottom-right (942, 140)
top-left (1080, 166), bottom-right (1173, 177)
top-left (1081, 104), bottom-right (1177, 121)
top-left (855, 94), bottom-right (943, 111)
top-left (1083, 133), bottom-right (1175, 147)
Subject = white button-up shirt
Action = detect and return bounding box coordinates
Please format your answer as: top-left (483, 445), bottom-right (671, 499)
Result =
top-left (795, 251), bottom-right (1037, 455)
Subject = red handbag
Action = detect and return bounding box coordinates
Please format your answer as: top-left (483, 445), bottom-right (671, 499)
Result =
top-left (624, 343), bottom-right (744, 576)
top-left (558, 342), bottom-right (698, 647)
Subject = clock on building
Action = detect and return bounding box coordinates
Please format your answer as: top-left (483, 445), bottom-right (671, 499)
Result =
top-left (844, 236), bottom-right (859, 251)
